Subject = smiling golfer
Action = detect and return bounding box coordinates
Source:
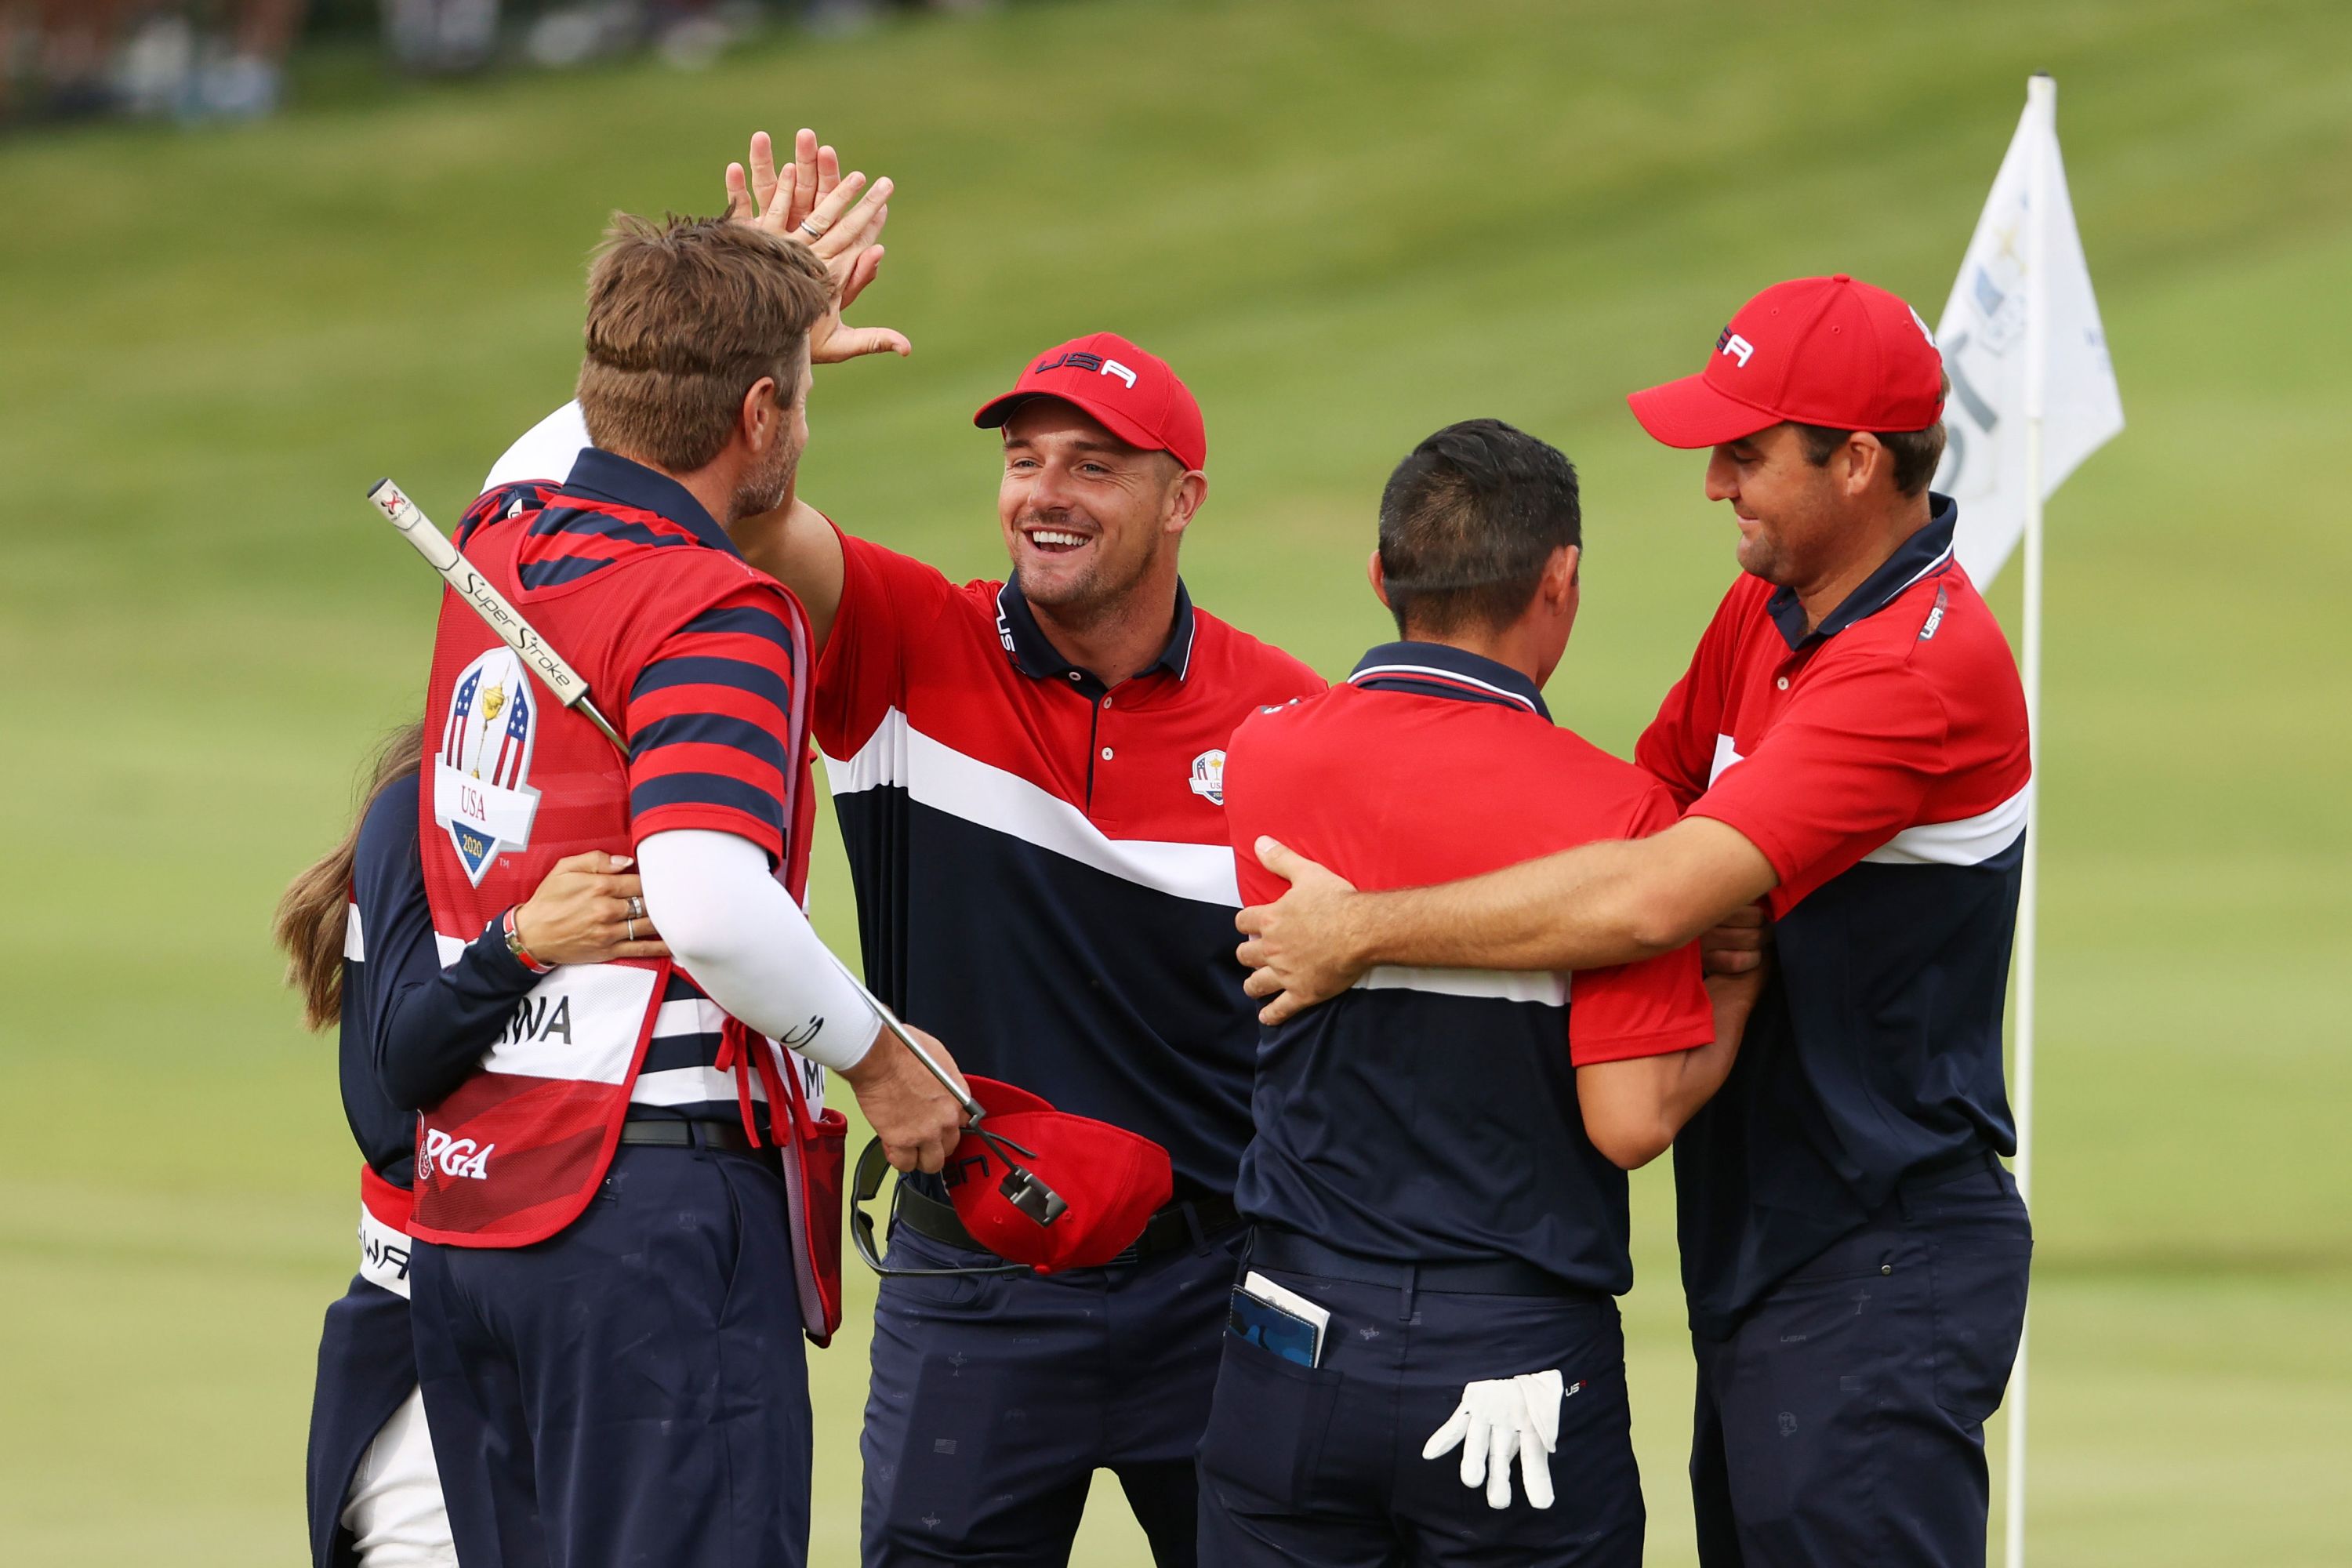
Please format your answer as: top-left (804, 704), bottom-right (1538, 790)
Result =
top-left (1236, 275), bottom-right (2036, 1567)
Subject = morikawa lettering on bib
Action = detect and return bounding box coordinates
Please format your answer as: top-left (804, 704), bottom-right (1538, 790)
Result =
top-left (434, 645), bottom-right (543, 884)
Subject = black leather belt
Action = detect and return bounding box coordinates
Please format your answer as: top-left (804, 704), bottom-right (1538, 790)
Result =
top-left (619, 1116), bottom-right (757, 1152)
top-left (894, 1183), bottom-right (1240, 1267)
top-left (1247, 1225), bottom-right (1599, 1301)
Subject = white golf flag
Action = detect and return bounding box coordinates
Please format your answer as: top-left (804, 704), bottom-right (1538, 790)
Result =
top-left (1931, 78), bottom-right (2123, 584)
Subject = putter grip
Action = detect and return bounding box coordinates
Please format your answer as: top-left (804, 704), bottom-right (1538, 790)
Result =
top-left (367, 478), bottom-right (598, 713)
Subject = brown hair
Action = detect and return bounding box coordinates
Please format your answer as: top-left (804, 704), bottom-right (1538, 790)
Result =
top-left (274, 720), bottom-right (427, 1032)
top-left (575, 213), bottom-right (833, 473)
top-left (1794, 371), bottom-right (1952, 497)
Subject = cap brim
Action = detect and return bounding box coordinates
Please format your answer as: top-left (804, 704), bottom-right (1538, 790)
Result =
top-left (1625, 373), bottom-right (1780, 449)
top-left (973, 389), bottom-right (1172, 464)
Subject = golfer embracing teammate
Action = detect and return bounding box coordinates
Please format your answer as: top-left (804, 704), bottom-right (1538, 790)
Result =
top-left (1240, 274), bottom-right (2034, 1568)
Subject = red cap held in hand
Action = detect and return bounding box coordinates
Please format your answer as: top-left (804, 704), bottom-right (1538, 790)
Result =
top-left (974, 332), bottom-right (1207, 473)
top-left (945, 1075), bottom-right (1174, 1274)
top-left (1627, 274), bottom-right (1944, 448)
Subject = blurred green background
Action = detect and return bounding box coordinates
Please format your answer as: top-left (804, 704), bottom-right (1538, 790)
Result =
top-left (3, 1), bottom-right (2348, 1563)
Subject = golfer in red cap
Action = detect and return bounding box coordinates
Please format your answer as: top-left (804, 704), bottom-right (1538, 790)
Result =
top-left (722, 131), bottom-right (1322, 1567)
top-left (1237, 274), bottom-right (2034, 1567)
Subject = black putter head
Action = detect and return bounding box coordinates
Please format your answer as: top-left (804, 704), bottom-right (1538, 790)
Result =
top-left (999, 1165), bottom-right (1069, 1227)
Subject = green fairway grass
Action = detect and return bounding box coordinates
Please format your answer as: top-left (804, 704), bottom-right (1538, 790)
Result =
top-left (3, 1), bottom-right (2347, 1561)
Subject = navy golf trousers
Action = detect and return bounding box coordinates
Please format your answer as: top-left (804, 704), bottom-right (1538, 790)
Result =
top-left (306, 1276), bottom-right (419, 1568)
top-left (1689, 1154), bottom-right (2032, 1568)
top-left (861, 1215), bottom-right (1244, 1566)
top-left (410, 1140), bottom-right (813, 1568)
top-left (1196, 1248), bottom-right (1643, 1568)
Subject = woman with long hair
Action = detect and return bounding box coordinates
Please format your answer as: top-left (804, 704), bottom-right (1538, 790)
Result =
top-left (277, 720), bottom-right (664, 1567)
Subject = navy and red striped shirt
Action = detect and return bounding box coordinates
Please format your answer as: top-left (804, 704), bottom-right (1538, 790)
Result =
top-left (459, 448), bottom-right (812, 1122)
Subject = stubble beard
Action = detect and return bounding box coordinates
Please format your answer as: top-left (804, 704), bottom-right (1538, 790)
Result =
top-left (728, 432), bottom-right (801, 524)
top-left (1015, 529), bottom-right (1162, 635)
top-left (1737, 525), bottom-right (1791, 586)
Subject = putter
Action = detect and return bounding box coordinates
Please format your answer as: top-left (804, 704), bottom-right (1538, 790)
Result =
top-left (367, 479), bottom-right (1070, 1225)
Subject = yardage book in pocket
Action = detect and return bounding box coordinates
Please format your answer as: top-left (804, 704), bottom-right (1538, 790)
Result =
top-left (1229, 1270), bottom-right (1332, 1368)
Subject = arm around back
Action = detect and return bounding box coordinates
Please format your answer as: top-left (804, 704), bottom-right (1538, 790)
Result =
top-left (634, 828), bottom-right (879, 1073)
top-left (1237, 816), bottom-right (1777, 1025)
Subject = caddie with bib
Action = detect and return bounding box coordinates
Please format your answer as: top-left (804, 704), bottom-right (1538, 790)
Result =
top-left (401, 211), bottom-right (968, 1568)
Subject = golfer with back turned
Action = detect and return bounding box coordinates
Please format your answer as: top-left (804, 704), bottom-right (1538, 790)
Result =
top-left (1239, 275), bottom-right (2035, 1567)
top-left (403, 201), bottom-right (966, 1568)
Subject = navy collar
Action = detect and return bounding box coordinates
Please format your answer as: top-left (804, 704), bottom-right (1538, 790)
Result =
top-left (993, 577), bottom-right (1199, 691)
top-left (561, 447), bottom-right (740, 560)
top-left (1766, 493), bottom-right (1958, 651)
top-left (1347, 641), bottom-right (1551, 721)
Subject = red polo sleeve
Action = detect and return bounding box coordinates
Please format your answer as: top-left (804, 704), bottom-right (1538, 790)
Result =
top-left (1636, 579), bottom-right (1749, 811)
top-left (1565, 782), bottom-right (1715, 1065)
top-left (811, 524), bottom-right (960, 760)
top-left (1688, 656), bottom-right (1947, 918)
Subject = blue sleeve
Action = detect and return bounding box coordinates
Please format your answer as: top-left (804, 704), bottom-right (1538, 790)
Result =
top-left (354, 776), bottom-right (542, 1112)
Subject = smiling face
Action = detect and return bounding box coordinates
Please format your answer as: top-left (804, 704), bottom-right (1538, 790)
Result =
top-left (996, 399), bottom-right (1197, 625)
top-left (1704, 422), bottom-right (1858, 589)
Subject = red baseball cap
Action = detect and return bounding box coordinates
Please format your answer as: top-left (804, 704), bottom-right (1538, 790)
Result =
top-left (974, 332), bottom-right (1207, 473)
top-left (944, 1075), bottom-right (1174, 1275)
top-left (1627, 274), bottom-right (1944, 448)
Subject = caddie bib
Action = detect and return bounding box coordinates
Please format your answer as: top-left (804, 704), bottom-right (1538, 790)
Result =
top-left (408, 478), bottom-right (820, 1252)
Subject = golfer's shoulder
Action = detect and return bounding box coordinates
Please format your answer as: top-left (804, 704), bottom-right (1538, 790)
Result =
top-left (1533, 723), bottom-right (1672, 836)
top-left (1848, 560), bottom-right (2017, 695)
top-left (1186, 609), bottom-right (1327, 706)
top-left (830, 525), bottom-right (987, 621)
top-left (1221, 676), bottom-right (1340, 787)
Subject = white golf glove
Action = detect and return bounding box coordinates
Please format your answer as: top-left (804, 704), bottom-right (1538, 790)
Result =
top-left (1421, 1368), bottom-right (1566, 1509)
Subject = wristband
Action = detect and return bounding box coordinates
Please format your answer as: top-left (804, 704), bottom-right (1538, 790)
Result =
top-left (501, 907), bottom-right (553, 975)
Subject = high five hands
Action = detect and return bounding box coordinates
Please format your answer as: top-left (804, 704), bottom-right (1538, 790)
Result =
top-left (724, 127), bottom-right (910, 364)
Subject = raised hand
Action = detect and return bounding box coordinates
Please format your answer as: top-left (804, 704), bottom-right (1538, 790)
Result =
top-left (725, 127), bottom-right (908, 362)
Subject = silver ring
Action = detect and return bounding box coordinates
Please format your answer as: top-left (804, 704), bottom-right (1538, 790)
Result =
top-left (799, 217), bottom-right (828, 238)
top-left (626, 916), bottom-right (637, 942)
top-left (626, 895), bottom-right (646, 922)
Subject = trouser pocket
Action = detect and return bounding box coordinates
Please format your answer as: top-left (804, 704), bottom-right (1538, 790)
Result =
top-left (1196, 1333), bottom-right (1345, 1508)
top-left (1929, 1214), bottom-right (2033, 1423)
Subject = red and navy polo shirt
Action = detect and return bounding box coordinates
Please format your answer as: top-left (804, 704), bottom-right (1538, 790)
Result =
top-left (1223, 642), bottom-right (1715, 1294)
top-left (1635, 495), bottom-right (2031, 1334)
top-left (454, 448), bottom-right (815, 1126)
top-left (814, 530), bottom-right (1324, 1196)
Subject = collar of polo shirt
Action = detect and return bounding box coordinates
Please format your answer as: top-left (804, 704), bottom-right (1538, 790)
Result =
top-left (992, 578), bottom-right (1200, 692)
top-left (1765, 495), bottom-right (1959, 652)
top-left (559, 448), bottom-right (742, 560)
top-left (1345, 641), bottom-right (1552, 723)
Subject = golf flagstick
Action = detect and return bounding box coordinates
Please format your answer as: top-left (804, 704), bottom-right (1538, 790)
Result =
top-left (363, 477), bottom-right (1013, 1149)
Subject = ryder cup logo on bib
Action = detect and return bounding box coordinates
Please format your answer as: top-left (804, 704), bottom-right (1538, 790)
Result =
top-left (434, 647), bottom-right (542, 884)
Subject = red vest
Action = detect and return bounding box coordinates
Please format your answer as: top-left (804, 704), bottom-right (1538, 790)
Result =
top-left (408, 489), bottom-right (839, 1341)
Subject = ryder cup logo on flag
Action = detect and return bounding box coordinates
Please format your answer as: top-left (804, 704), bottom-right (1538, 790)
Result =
top-left (434, 646), bottom-right (543, 884)
top-left (1930, 79), bottom-right (2124, 583)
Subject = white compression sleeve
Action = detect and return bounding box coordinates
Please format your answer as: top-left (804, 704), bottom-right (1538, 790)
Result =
top-left (636, 829), bottom-right (881, 1073)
